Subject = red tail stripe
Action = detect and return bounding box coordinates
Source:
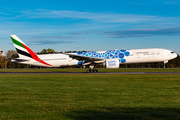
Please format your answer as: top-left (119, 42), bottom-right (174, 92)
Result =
top-left (22, 43), bottom-right (52, 66)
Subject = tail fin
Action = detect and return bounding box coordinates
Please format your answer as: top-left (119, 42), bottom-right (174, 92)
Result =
top-left (10, 35), bottom-right (33, 58)
top-left (10, 35), bottom-right (52, 66)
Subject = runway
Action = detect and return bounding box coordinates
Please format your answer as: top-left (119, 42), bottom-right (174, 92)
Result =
top-left (0, 72), bottom-right (180, 75)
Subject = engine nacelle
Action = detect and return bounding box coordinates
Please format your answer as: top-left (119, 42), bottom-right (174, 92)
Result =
top-left (104, 59), bottom-right (119, 69)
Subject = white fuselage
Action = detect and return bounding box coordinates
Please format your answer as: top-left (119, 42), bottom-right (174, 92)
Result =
top-left (123, 48), bottom-right (177, 64)
top-left (14, 54), bottom-right (80, 67)
top-left (13, 48), bottom-right (177, 67)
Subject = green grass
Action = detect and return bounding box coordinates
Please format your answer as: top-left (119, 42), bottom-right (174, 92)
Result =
top-left (0, 74), bottom-right (180, 119)
top-left (0, 68), bottom-right (180, 72)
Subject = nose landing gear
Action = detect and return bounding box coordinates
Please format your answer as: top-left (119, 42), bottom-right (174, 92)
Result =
top-left (164, 61), bottom-right (168, 68)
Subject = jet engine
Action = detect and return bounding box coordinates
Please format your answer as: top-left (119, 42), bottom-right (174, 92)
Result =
top-left (103, 59), bottom-right (119, 69)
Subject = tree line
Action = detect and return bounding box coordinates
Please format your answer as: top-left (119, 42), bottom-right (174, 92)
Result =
top-left (0, 49), bottom-right (180, 69)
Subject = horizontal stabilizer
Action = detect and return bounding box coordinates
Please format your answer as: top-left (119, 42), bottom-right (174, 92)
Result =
top-left (11, 58), bottom-right (29, 62)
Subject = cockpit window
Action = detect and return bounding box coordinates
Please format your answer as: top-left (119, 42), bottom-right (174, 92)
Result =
top-left (171, 52), bottom-right (175, 54)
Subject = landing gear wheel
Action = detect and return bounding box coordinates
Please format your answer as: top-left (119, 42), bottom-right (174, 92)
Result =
top-left (86, 69), bottom-right (90, 73)
top-left (86, 69), bottom-right (98, 73)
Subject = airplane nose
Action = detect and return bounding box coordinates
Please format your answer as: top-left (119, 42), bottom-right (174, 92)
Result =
top-left (171, 52), bottom-right (178, 59)
top-left (174, 53), bottom-right (178, 58)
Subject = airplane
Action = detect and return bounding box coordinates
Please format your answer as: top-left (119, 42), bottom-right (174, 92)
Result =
top-left (10, 35), bottom-right (178, 72)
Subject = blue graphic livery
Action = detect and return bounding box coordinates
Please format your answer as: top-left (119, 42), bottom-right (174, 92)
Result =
top-left (77, 50), bottom-right (130, 63)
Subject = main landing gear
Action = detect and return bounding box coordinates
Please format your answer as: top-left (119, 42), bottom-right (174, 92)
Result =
top-left (86, 69), bottom-right (98, 73)
top-left (86, 64), bottom-right (98, 72)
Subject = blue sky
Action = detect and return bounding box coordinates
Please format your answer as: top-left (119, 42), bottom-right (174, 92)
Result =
top-left (1, 0), bottom-right (180, 54)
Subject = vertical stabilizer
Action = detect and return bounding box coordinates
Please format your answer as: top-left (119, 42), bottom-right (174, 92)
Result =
top-left (10, 35), bottom-right (52, 66)
top-left (10, 35), bottom-right (32, 58)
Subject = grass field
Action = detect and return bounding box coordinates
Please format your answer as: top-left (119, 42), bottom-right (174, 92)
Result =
top-left (0, 68), bottom-right (180, 72)
top-left (0, 74), bottom-right (180, 119)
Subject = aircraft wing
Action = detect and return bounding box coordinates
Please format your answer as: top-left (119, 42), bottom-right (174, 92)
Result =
top-left (64, 53), bottom-right (105, 62)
